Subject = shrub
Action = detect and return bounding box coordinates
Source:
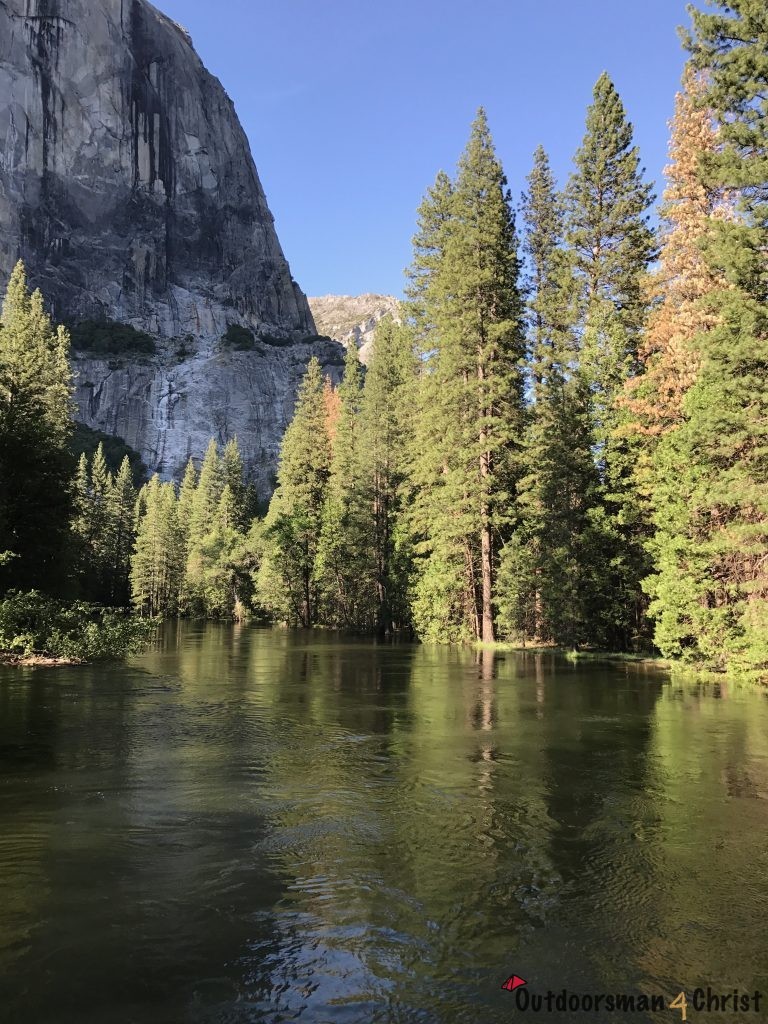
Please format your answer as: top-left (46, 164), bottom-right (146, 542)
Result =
top-left (221, 324), bottom-right (256, 350)
top-left (69, 319), bottom-right (156, 356)
top-left (0, 592), bottom-right (157, 662)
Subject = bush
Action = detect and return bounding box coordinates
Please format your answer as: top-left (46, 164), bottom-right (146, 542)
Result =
top-left (69, 319), bottom-right (156, 356)
top-left (221, 324), bottom-right (256, 350)
top-left (0, 592), bottom-right (157, 662)
top-left (259, 333), bottom-right (292, 348)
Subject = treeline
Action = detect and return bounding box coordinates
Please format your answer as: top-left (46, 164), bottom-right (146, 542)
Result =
top-left (0, 258), bottom-right (261, 640)
top-left (0, 263), bottom-right (152, 660)
top-left (258, 1), bottom-right (768, 678)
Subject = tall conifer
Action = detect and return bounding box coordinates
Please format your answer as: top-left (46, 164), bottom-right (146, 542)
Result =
top-left (646, 3), bottom-right (768, 675)
top-left (0, 262), bottom-right (75, 591)
top-left (258, 358), bottom-right (331, 626)
top-left (499, 148), bottom-right (598, 645)
top-left (565, 75), bottom-right (657, 648)
top-left (316, 345), bottom-right (370, 627)
top-left (358, 317), bottom-right (418, 634)
top-left (407, 110), bottom-right (525, 642)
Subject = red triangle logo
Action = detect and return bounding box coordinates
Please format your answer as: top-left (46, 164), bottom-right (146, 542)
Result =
top-left (502, 975), bottom-right (527, 992)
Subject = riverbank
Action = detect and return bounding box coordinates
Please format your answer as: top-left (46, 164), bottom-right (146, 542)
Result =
top-left (476, 641), bottom-right (768, 685)
top-left (0, 592), bottom-right (157, 667)
top-left (476, 641), bottom-right (669, 667)
top-left (0, 651), bottom-right (83, 668)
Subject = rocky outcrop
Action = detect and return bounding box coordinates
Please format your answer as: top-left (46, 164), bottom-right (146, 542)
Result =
top-left (309, 294), bottom-right (400, 365)
top-left (74, 335), bottom-right (345, 493)
top-left (0, 0), bottom-right (343, 487)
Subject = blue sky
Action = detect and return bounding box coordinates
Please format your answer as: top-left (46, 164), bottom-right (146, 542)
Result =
top-left (158, 0), bottom-right (696, 298)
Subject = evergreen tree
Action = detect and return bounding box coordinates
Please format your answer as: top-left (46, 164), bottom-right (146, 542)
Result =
top-left (358, 316), bottom-right (418, 635)
top-left (90, 443), bottom-right (113, 597)
top-left (407, 110), bottom-right (525, 642)
top-left (626, 70), bottom-right (725, 439)
top-left (189, 439), bottom-right (224, 540)
top-left (190, 484), bottom-right (242, 617)
top-left (184, 440), bottom-right (225, 614)
top-left (222, 438), bottom-right (246, 528)
top-left (316, 344), bottom-right (371, 628)
top-left (565, 74), bottom-right (657, 648)
top-left (498, 147), bottom-right (599, 646)
top-left (131, 476), bottom-right (183, 616)
top-left (258, 358), bottom-right (331, 626)
top-left (0, 262), bottom-right (75, 592)
top-left (404, 170), bottom-right (454, 351)
top-left (645, 4), bottom-right (768, 675)
top-left (105, 457), bottom-right (137, 606)
top-left (177, 458), bottom-right (198, 547)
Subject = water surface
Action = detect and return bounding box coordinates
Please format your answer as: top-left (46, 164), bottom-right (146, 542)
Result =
top-left (1, 624), bottom-right (767, 1023)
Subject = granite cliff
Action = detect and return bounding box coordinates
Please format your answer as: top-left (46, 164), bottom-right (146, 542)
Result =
top-left (0, 0), bottom-right (344, 489)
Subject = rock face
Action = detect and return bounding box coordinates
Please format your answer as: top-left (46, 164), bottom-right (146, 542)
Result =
top-left (0, 0), bottom-right (344, 489)
top-left (309, 294), bottom-right (400, 365)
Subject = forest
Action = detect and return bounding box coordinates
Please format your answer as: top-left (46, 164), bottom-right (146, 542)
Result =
top-left (0, 1), bottom-right (766, 678)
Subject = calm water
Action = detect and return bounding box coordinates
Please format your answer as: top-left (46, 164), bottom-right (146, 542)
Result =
top-left (1, 624), bottom-right (767, 1024)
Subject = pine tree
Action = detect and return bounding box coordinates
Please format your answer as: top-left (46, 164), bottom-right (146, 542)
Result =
top-left (131, 476), bottom-right (183, 616)
top-left (323, 377), bottom-right (342, 445)
top-left (645, 4), bottom-right (768, 676)
top-left (626, 70), bottom-right (725, 439)
top-left (258, 358), bottom-right (332, 626)
top-left (316, 344), bottom-right (371, 627)
top-left (404, 169), bottom-right (454, 352)
top-left (189, 439), bottom-right (224, 542)
top-left (184, 440), bottom-right (225, 614)
top-left (358, 316), bottom-right (418, 635)
top-left (565, 74), bottom-right (657, 648)
top-left (498, 147), bottom-right (599, 646)
top-left (105, 457), bottom-right (137, 606)
top-left (406, 110), bottom-right (525, 642)
top-left (190, 484), bottom-right (242, 617)
top-left (90, 443), bottom-right (113, 597)
top-left (222, 438), bottom-right (246, 528)
top-left (0, 262), bottom-right (75, 591)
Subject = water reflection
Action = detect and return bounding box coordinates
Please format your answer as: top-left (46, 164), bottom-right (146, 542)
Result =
top-left (1, 625), bottom-right (767, 1023)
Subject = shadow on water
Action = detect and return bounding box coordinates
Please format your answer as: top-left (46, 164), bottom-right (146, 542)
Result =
top-left (1, 624), bottom-right (767, 1023)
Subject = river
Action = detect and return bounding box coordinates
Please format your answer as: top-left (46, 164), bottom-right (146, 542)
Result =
top-left (1, 623), bottom-right (767, 1023)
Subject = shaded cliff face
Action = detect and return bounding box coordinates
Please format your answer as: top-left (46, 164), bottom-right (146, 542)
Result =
top-left (0, 0), bottom-right (344, 487)
top-left (0, 0), bottom-right (313, 336)
top-left (74, 335), bottom-right (346, 493)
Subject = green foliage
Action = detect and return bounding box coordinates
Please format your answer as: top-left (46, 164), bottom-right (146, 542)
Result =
top-left (71, 422), bottom-right (147, 485)
top-left (497, 147), bottom-right (598, 647)
top-left (131, 475), bottom-right (185, 616)
top-left (258, 333), bottom-right (293, 348)
top-left (257, 358), bottom-right (331, 625)
top-left (564, 74), bottom-right (657, 650)
top-left (0, 591), bottom-right (155, 661)
top-left (643, 1), bottom-right (768, 679)
top-left (221, 324), bottom-right (256, 350)
top-left (357, 317), bottom-right (418, 635)
top-left (129, 437), bottom-right (255, 621)
top-left (315, 345), bottom-right (372, 628)
top-left (68, 319), bottom-right (156, 355)
top-left (405, 109), bottom-right (526, 643)
top-left (0, 262), bottom-right (76, 594)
